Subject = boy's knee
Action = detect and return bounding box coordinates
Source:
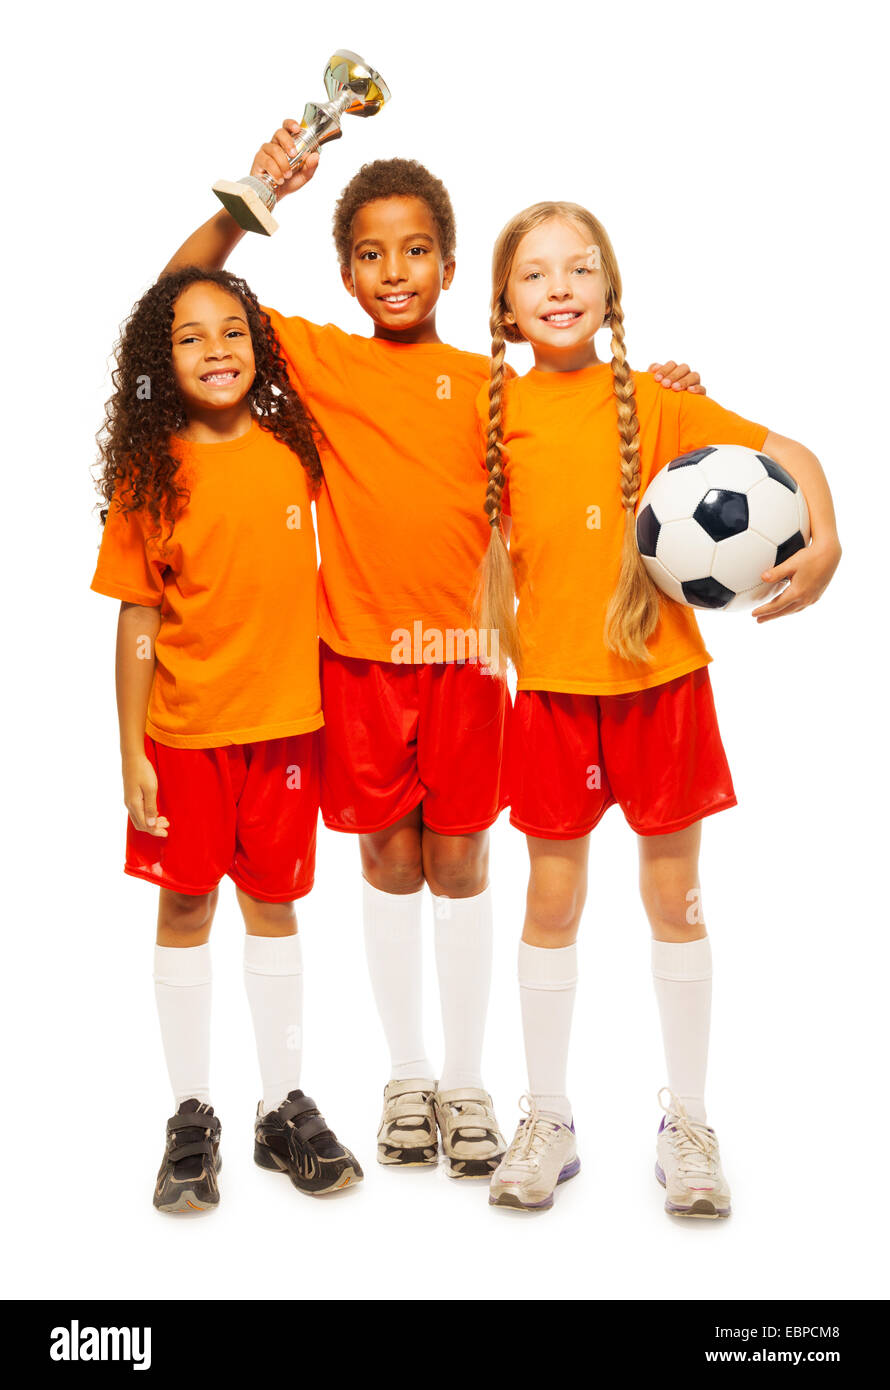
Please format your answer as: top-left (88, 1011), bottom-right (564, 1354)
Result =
top-left (361, 841), bottom-right (424, 895)
top-left (425, 855), bottom-right (487, 899)
top-left (424, 835), bottom-right (488, 898)
top-left (373, 859), bottom-right (425, 894)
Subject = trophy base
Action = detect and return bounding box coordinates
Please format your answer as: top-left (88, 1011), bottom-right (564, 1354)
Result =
top-left (212, 179), bottom-right (279, 236)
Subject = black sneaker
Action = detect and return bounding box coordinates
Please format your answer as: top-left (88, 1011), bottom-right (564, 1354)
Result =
top-left (153, 1100), bottom-right (221, 1214)
top-left (254, 1090), bottom-right (363, 1195)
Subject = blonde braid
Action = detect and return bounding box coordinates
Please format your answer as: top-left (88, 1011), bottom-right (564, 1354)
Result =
top-left (473, 317), bottom-right (521, 676)
top-left (484, 322), bottom-right (509, 530)
top-left (603, 298), bottom-right (662, 663)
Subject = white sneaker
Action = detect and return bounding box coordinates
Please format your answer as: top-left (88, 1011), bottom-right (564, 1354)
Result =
top-left (376, 1079), bottom-right (438, 1166)
top-left (489, 1095), bottom-right (580, 1211)
top-left (655, 1088), bottom-right (731, 1218)
top-left (434, 1087), bottom-right (506, 1178)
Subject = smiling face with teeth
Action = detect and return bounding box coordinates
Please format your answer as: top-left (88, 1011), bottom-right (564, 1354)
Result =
top-left (171, 281), bottom-right (257, 438)
top-left (505, 216), bottom-right (612, 372)
top-left (341, 195), bottom-right (455, 344)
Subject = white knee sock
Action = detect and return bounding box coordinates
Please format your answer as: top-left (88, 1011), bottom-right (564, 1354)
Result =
top-left (243, 933), bottom-right (303, 1115)
top-left (153, 943), bottom-right (212, 1109)
top-left (651, 937), bottom-right (712, 1123)
top-left (363, 880), bottom-right (433, 1081)
top-left (518, 940), bottom-right (577, 1125)
top-left (432, 886), bottom-right (493, 1092)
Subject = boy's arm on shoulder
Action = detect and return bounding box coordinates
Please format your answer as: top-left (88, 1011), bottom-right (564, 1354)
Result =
top-left (647, 360), bottom-right (707, 395)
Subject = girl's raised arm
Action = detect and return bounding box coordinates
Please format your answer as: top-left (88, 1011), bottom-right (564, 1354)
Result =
top-left (162, 132), bottom-right (320, 276)
top-left (162, 207), bottom-right (247, 277)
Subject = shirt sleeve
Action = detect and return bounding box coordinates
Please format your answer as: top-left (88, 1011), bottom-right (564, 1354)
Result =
top-left (261, 306), bottom-right (325, 401)
top-left (90, 498), bottom-right (166, 606)
top-left (677, 390), bottom-right (769, 456)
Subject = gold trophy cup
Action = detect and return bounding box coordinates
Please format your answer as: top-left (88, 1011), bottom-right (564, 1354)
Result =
top-left (212, 49), bottom-right (391, 235)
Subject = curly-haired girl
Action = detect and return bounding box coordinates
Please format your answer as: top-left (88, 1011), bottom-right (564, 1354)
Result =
top-left (92, 267), bottom-right (361, 1212)
top-left (476, 203), bottom-right (841, 1216)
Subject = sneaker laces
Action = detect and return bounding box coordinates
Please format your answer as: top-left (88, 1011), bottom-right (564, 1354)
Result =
top-left (504, 1094), bottom-right (563, 1171)
top-left (658, 1087), bottom-right (718, 1176)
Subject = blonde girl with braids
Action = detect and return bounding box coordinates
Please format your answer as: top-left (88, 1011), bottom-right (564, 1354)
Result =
top-left (476, 203), bottom-right (841, 1216)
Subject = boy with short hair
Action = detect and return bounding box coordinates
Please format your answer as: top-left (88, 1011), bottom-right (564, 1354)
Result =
top-left (165, 129), bottom-right (703, 1177)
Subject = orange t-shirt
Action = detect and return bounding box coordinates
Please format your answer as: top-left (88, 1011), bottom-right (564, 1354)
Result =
top-left (264, 309), bottom-right (507, 663)
top-left (477, 366), bottom-right (769, 695)
top-left (90, 422), bottom-right (323, 748)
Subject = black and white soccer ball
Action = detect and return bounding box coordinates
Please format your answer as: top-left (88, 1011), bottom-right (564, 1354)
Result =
top-left (635, 445), bottom-right (810, 611)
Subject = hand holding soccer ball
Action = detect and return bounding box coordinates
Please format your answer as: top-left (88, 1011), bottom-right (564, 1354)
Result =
top-left (635, 445), bottom-right (811, 612)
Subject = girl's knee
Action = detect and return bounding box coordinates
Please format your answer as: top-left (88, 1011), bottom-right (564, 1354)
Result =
top-left (525, 881), bottom-right (585, 942)
top-left (157, 887), bottom-right (217, 945)
top-left (638, 825), bottom-right (701, 918)
top-left (237, 890), bottom-right (297, 937)
top-left (640, 875), bottom-right (704, 938)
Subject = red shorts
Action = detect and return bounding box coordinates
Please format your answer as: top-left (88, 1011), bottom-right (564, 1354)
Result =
top-left (319, 642), bottom-right (510, 835)
top-left (125, 732), bottom-right (320, 901)
top-left (509, 667), bottom-right (736, 840)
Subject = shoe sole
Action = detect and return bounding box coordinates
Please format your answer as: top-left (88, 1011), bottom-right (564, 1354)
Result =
top-left (254, 1140), bottom-right (363, 1194)
top-left (655, 1162), bottom-right (731, 1218)
top-left (489, 1156), bottom-right (580, 1211)
top-left (443, 1153), bottom-right (505, 1179)
top-left (154, 1189), bottom-right (219, 1215)
top-left (377, 1144), bottom-right (438, 1167)
top-left (153, 1156), bottom-right (221, 1215)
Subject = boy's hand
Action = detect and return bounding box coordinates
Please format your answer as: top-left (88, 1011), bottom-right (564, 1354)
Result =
top-left (250, 120), bottom-right (321, 199)
top-left (648, 361), bottom-right (707, 395)
top-left (752, 535), bottom-right (842, 622)
top-left (122, 753), bottom-right (170, 837)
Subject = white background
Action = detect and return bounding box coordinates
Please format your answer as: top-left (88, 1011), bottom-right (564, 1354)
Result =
top-left (2, 0), bottom-right (887, 1303)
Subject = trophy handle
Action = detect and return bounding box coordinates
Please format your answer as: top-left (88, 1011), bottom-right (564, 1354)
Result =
top-left (286, 102), bottom-right (344, 167)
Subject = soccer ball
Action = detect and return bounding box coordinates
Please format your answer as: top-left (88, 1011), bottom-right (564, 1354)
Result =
top-left (635, 445), bottom-right (810, 611)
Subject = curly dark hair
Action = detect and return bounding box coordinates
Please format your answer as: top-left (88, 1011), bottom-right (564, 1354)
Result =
top-left (95, 266), bottom-right (323, 536)
top-left (332, 158), bottom-right (457, 267)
